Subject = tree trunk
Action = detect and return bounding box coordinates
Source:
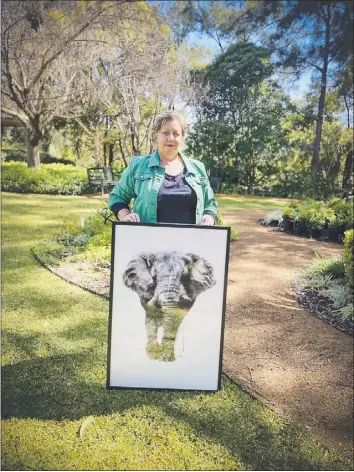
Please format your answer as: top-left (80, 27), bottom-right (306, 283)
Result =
top-left (94, 134), bottom-right (101, 164)
top-left (342, 149), bottom-right (353, 191)
top-left (109, 144), bottom-right (114, 167)
top-left (118, 135), bottom-right (128, 167)
top-left (311, 5), bottom-right (331, 181)
top-left (25, 131), bottom-right (41, 169)
top-left (103, 143), bottom-right (107, 167)
top-left (41, 134), bottom-right (51, 154)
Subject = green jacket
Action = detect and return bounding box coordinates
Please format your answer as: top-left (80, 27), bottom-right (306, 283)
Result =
top-left (108, 150), bottom-right (218, 224)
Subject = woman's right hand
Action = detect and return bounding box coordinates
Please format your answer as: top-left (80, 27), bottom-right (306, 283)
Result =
top-left (120, 212), bottom-right (140, 223)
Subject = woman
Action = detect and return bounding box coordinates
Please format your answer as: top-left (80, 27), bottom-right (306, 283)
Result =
top-left (108, 110), bottom-right (217, 225)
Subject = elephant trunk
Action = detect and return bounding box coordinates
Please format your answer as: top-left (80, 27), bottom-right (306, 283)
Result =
top-left (148, 278), bottom-right (192, 310)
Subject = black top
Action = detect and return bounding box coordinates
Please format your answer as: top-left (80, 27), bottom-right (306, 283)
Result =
top-left (157, 171), bottom-right (197, 224)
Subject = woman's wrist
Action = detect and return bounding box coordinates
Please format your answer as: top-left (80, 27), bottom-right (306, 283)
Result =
top-left (118, 208), bottom-right (131, 221)
top-left (118, 209), bottom-right (140, 223)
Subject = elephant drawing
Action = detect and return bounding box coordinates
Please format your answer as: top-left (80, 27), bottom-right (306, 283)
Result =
top-left (122, 251), bottom-right (216, 362)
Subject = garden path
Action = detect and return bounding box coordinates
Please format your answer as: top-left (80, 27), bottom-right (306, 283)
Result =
top-left (223, 210), bottom-right (353, 458)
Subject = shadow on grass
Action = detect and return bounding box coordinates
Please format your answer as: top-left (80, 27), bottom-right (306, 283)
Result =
top-left (2, 349), bottom-right (345, 471)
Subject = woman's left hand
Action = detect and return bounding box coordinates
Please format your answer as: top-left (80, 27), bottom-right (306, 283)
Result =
top-left (201, 214), bottom-right (215, 226)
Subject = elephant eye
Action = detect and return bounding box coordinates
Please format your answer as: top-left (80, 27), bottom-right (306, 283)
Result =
top-left (184, 262), bottom-right (195, 273)
top-left (125, 268), bottom-right (136, 279)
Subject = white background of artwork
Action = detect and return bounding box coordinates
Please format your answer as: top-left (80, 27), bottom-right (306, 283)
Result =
top-left (109, 224), bottom-right (228, 390)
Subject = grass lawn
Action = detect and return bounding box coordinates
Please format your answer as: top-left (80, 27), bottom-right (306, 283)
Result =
top-left (216, 193), bottom-right (296, 212)
top-left (1, 192), bottom-right (351, 471)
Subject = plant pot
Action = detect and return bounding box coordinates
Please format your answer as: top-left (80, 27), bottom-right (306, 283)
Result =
top-left (320, 228), bottom-right (330, 241)
top-left (294, 223), bottom-right (305, 236)
top-left (283, 219), bottom-right (294, 233)
top-left (329, 228), bottom-right (338, 241)
top-left (310, 228), bottom-right (321, 239)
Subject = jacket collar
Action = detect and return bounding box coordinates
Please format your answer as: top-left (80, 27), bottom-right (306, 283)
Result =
top-left (148, 149), bottom-right (196, 175)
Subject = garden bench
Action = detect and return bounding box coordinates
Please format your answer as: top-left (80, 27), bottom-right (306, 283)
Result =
top-left (87, 167), bottom-right (118, 195)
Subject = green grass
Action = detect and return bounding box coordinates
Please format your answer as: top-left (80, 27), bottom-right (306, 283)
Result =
top-left (216, 193), bottom-right (297, 212)
top-left (1, 192), bottom-right (352, 471)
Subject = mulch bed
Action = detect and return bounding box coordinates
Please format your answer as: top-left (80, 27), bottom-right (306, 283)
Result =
top-left (294, 284), bottom-right (353, 336)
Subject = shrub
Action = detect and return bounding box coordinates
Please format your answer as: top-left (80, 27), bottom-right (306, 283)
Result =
top-left (1, 162), bottom-right (89, 195)
top-left (216, 209), bottom-right (238, 241)
top-left (283, 206), bottom-right (298, 222)
top-left (343, 229), bottom-right (354, 287)
top-left (328, 200), bottom-right (354, 230)
top-left (298, 204), bottom-right (335, 230)
top-left (282, 199), bottom-right (348, 233)
top-left (327, 284), bottom-right (352, 309)
top-left (337, 305), bottom-right (353, 322)
top-left (41, 153), bottom-right (75, 166)
top-left (2, 150), bottom-right (27, 162)
top-left (306, 257), bottom-right (346, 279)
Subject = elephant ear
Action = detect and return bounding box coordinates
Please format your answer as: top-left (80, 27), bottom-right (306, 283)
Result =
top-left (122, 253), bottom-right (156, 290)
top-left (183, 253), bottom-right (216, 295)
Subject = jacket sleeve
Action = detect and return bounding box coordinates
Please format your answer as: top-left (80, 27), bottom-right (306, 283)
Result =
top-left (108, 159), bottom-right (136, 213)
top-left (199, 162), bottom-right (218, 218)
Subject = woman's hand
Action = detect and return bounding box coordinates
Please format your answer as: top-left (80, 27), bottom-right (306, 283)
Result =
top-left (201, 214), bottom-right (215, 226)
top-left (120, 212), bottom-right (140, 223)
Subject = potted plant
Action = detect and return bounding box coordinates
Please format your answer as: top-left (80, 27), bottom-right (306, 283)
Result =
top-left (282, 206), bottom-right (297, 233)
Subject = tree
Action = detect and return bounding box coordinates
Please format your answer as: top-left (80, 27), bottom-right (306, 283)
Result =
top-left (181, 1), bottom-right (353, 183)
top-left (1, 1), bottom-right (126, 167)
top-left (1, 0), bottom-right (172, 169)
top-left (95, 14), bottom-right (190, 164)
top-left (188, 42), bottom-right (291, 192)
top-left (238, 1), bottom-right (353, 181)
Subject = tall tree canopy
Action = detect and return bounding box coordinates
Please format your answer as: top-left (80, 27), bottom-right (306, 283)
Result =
top-left (188, 42), bottom-right (290, 192)
top-left (180, 0), bottom-right (353, 182)
top-left (1, 0), bottom-right (185, 168)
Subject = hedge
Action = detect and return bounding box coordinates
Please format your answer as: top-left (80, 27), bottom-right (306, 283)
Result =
top-left (1, 162), bottom-right (91, 195)
top-left (2, 150), bottom-right (75, 165)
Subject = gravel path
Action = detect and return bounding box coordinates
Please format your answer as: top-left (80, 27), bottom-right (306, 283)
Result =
top-left (223, 210), bottom-right (353, 458)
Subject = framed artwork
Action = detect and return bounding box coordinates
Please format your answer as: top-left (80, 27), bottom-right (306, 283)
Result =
top-left (107, 222), bottom-right (230, 391)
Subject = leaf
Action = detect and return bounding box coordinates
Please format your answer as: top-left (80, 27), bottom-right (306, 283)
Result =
top-left (78, 416), bottom-right (95, 441)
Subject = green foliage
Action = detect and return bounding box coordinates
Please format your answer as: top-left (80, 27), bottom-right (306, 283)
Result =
top-left (297, 202), bottom-right (335, 230)
top-left (343, 229), bottom-right (354, 287)
top-left (188, 42), bottom-right (291, 192)
top-left (1, 150), bottom-right (27, 162)
top-left (282, 206), bottom-right (298, 222)
top-left (40, 152), bottom-right (75, 166)
top-left (299, 252), bottom-right (353, 323)
top-left (216, 209), bottom-right (238, 241)
top-left (327, 284), bottom-right (352, 310)
top-left (36, 205), bottom-right (114, 269)
top-left (282, 199), bottom-right (351, 231)
top-left (304, 257), bottom-right (345, 280)
top-left (327, 200), bottom-right (354, 230)
top-left (337, 305), bottom-right (354, 322)
top-left (1, 162), bottom-right (90, 195)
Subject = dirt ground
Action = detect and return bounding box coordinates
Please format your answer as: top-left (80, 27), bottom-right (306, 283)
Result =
top-left (223, 210), bottom-right (353, 458)
top-left (45, 203), bottom-right (353, 458)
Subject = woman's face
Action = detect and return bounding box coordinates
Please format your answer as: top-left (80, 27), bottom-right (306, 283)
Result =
top-left (156, 119), bottom-right (185, 159)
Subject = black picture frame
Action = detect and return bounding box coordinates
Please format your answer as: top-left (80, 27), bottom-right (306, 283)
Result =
top-left (107, 222), bottom-right (230, 391)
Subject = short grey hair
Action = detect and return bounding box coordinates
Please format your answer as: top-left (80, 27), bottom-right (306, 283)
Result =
top-left (152, 111), bottom-right (188, 138)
